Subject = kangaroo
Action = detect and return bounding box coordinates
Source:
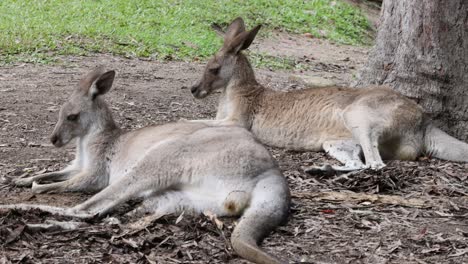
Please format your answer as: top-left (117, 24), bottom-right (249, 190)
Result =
top-left (190, 17), bottom-right (468, 173)
top-left (5, 67), bottom-right (290, 264)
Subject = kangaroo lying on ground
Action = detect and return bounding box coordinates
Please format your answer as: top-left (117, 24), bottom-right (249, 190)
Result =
top-left (190, 17), bottom-right (468, 172)
top-left (4, 67), bottom-right (290, 264)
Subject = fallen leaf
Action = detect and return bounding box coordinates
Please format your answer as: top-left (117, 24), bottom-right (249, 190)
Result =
top-left (203, 210), bottom-right (224, 230)
top-left (175, 211), bottom-right (185, 225)
top-left (5, 225), bottom-right (25, 244)
top-left (449, 248), bottom-right (468, 257)
top-left (387, 239), bottom-right (402, 254)
top-left (122, 238), bottom-right (138, 248)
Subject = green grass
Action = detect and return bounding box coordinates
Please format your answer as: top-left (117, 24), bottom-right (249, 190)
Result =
top-left (0, 0), bottom-right (371, 64)
top-left (249, 52), bottom-right (311, 71)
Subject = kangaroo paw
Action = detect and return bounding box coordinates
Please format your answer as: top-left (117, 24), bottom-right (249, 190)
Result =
top-left (304, 163), bottom-right (366, 176)
top-left (14, 177), bottom-right (34, 187)
top-left (367, 161), bottom-right (386, 171)
top-left (31, 181), bottom-right (52, 194)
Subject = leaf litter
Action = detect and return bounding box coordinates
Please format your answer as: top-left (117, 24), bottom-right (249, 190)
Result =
top-left (0, 55), bottom-right (467, 263)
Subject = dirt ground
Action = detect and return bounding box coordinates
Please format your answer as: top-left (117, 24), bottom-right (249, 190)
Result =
top-left (1, 35), bottom-right (468, 264)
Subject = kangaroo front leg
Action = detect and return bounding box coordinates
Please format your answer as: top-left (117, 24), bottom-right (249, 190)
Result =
top-left (343, 108), bottom-right (386, 170)
top-left (305, 140), bottom-right (366, 174)
top-left (31, 171), bottom-right (102, 194)
top-left (15, 170), bottom-right (77, 187)
top-left (324, 139), bottom-right (365, 169)
top-left (349, 125), bottom-right (386, 170)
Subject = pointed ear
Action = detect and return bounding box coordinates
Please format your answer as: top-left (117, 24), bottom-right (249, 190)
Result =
top-left (79, 66), bottom-right (105, 92)
top-left (89, 71), bottom-right (115, 99)
top-left (223, 17), bottom-right (246, 43)
top-left (226, 25), bottom-right (261, 54)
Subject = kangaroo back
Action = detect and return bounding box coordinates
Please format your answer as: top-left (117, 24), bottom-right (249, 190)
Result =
top-left (424, 124), bottom-right (468, 162)
top-left (231, 169), bottom-right (290, 264)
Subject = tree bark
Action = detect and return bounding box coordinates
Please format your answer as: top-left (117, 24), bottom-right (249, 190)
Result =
top-left (356, 0), bottom-right (468, 141)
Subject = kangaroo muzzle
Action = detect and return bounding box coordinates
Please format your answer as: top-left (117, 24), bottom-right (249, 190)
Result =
top-left (190, 83), bottom-right (208, 99)
top-left (50, 134), bottom-right (59, 145)
top-left (50, 134), bottom-right (64, 147)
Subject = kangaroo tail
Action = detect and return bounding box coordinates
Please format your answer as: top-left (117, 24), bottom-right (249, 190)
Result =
top-left (231, 169), bottom-right (290, 264)
top-left (424, 124), bottom-right (468, 162)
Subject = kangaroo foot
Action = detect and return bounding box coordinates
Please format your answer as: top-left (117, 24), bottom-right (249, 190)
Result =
top-left (304, 163), bottom-right (366, 176)
top-left (14, 177), bottom-right (35, 187)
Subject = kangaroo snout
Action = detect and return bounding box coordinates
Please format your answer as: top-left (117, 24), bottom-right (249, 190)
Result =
top-left (190, 84), bottom-right (199, 94)
top-left (191, 83), bottom-right (208, 99)
top-left (50, 134), bottom-right (62, 147)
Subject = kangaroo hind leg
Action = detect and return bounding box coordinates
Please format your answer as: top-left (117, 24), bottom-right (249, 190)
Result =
top-left (125, 191), bottom-right (197, 230)
top-left (125, 184), bottom-right (253, 230)
top-left (126, 191), bottom-right (194, 218)
top-left (305, 139), bottom-right (366, 174)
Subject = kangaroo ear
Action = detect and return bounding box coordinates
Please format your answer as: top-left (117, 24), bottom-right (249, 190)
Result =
top-left (79, 66), bottom-right (105, 93)
top-left (223, 17), bottom-right (246, 43)
top-left (89, 71), bottom-right (115, 99)
top-left (226, 25), bottom-right (261, 54)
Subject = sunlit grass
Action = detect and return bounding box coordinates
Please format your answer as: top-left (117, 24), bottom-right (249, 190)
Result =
top-left (0, 0), bottom-right (371, 64)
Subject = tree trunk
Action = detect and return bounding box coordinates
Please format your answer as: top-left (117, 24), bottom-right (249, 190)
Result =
top-left (356, 0), bottom-right (468, 141)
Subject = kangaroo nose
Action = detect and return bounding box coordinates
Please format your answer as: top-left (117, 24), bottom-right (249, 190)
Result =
top-left (190, 84), bottom-right (199, 94)
top-left (50, 135), bottom-right (59, 145)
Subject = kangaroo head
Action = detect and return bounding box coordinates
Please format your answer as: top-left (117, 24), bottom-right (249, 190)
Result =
top-left (191, 17), bottom-right (261, 99)
top-left (50, 67), bottom-right (116, 147)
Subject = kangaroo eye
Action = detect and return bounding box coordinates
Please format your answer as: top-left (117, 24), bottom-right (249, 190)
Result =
top-left (67, 114), bottom-right (79, 121)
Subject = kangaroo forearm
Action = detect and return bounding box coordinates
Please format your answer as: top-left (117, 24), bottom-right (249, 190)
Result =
top-left (36, 170), bottom-right (76, 181)
top-left (32, 170), bottom-right (106, 194)
top-left (14, 169), bottom-right (80, 187)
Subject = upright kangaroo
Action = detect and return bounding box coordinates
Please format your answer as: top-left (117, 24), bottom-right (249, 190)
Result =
top-left (190, 17), bottom-right (468, 172)
top-left (6, 67), bottom-right (290, 264)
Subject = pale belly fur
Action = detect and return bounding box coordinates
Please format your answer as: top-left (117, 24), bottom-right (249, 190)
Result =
top-left (176, 175), bottom-right (254, 216)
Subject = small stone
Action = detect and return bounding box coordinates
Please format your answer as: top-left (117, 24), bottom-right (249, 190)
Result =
top-left (302, 32), bottom-right (314, 38)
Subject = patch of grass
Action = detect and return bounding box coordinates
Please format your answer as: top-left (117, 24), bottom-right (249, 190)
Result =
top-left (0, 0), bottom-right (371, 64)
top-left (249, 52), bottom-right (310, 71)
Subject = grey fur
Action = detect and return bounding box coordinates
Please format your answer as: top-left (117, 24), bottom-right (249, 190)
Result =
top-left (190, 17), bottom-right (468, 172)
top-left (8, 67), bottom-right (290, 264)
